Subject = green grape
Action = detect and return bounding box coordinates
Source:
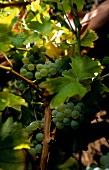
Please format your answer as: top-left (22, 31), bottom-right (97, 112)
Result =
top-left (52, 117), bottom-right (58, 124)
top-left (39, 57), bottom-right (46, 63)
top-left (57, 104), bottom-right (66, 112)
top-left (23, 64), bottom-right (28, 69)
top-left (41, 118), bottom-right (44, 123)
top-left (44, 64), bottom-right (50, 71)
top-left (78, 114), bottom-right (84, 123)
top-left (29, 121), bottom-right (39, 131)
top-left (34, 60), bottom-right (39, 64)
top-left (35, 72), bottom-right (42, 79)
top-left (35, 144), bottom-right (42, 153)
top-left (54, 64), bottom-right (61, 71)
top-left (25, 71), bottom-right (33, 79)
top-left (18, 83), bottom-right (25, 91)
top-left (71, 110), bottom-right (79, 119)
top-left (16, 80), bottom-right (22, 86)
top-left (77, 102), bottom-right (84, 109)
top-left (49, 62), bottom-right (54, 68)
top-left (20, 68), bottom-right (27, 76)
top-left (51, 110), bottom-right (57, 117)
top-left (56, 111), bottom-right (65, 121)
top-left (46, 61), bottom-right (52, 65)
top-left (63, 117), bottom-right (71, 126)
top-left (55, 59), bottom-right (62, 67)
top-left (71, 120), bottom-right (79, 129)
top-left (28, 148), bottom-right (36, 156)
top-left (29, 55), bottom-right (35, 62)
top-left (22, 57), bottom-right (29, 64)
top-left (74, 105), bottom-right (81, 113)
top-left (32, 139), bottom-right (38, 145)
top-left (36, 132), bottom-right (44, 141)
top-left (40, 46), bottom-right (46, 52)
top-left (27, 64), bottom-right (34, 71)
top-left (40, 51), bottom-right (45, 57)
top-left (100, 155), bottom-right (109, 166)
top-left (49, 68), bottom-right (57, 75)
top-left (93, 168), bottom-right (102, 170)
top-left (56, 121), bottom-right (64, 129)
top-left (25, 126), bottom-right (33, 134)
top-left (66, 102), bottom-right (74, 110)
top-left (64, 108), bottom-right (72, 117)
top-left (47, 73), bottom-right (52, 78)
top-left (40, 68), bottom-right (48, 77)
top-left (36, 64), bottom-right (44, 71)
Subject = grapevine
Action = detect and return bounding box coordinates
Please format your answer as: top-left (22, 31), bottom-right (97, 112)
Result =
top-left (0, 0), bottom-right (109, 170)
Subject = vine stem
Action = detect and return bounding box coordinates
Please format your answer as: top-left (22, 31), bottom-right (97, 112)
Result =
top-left (99, 73), bottom-right (109, 79)
top-left (40, 105), bottom-right (51, 170)
top-left (2, 52), bottom-right (13, 67)
top-left (0, 64), bottom-right (43, 95)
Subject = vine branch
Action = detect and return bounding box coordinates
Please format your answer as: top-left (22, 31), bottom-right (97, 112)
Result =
top-left (40, 105), bottom-right (51, 170)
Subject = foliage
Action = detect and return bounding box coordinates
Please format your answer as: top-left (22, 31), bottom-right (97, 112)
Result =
top-left (0, 0), bottom-right (109, 170)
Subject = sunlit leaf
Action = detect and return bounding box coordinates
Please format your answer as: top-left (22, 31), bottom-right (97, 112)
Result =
top-left (0, 92), bottom-right (28, 111)
top-left (23, 32), bottom-right (41, 45)
top-left (45, 42), bottom-right (63, 59)
top-left (9, 34), bottom-right (24, 47)
top-left (69, 55), bottom-right (101, 80)
top-left (31, 0), bottom-right (41, 12)
top-left (27, 16), bottom-right (54, 34)
top-left (81, 30), bottom-right (98, 48)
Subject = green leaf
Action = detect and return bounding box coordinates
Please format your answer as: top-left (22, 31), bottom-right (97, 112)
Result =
top-left (57, 0), bottom-right (71, 13)
top-left (23, 32), bottom-right (41, 45)
top-left (27, 16), bottom-right (54, 34)
top-left (69, 55), bottom-right (101, 80)
top-left (39, 55), bottom-right (101, 108)
top-left (39, 77), bottom-right (87, 108)
top-left (0, 117), bottom-right (31, 170)
top-left (0, 92), bottom-right (28, 111)
top-left (71, 0), bottom-right (84, 10)
top-left (81, 30), bottom-right (98, 48)
top-left (0, 150), bottom-right (25, 170)
top-left (57, 157), bottom-right (78, 169)
top-left (9, 34), bottom-right (24, 47)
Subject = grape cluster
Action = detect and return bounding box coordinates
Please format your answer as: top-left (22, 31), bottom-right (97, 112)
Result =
top-left (23, 119), bottom-right (44, 156)
top-left (51, 102), bottom-right (84, 129)
top-left (35, 59), bottom-right (62, 79)
top-left (16, 45), bottom-right (63, 91)
top-left (100, 152), bottom-right (109, 169)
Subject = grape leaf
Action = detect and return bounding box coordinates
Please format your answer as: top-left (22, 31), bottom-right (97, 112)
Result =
top-left (68, 55), bottom-right (101, 80)
top-left (0, 116), bottom-right (31, 170)
top-left (39, 77), bottom-right (87, 108)
top-left (23, 32), bottom-right (41, 45)
top-left (27, 16), bottom-right (54, 34)
top-left (71, 0), bottom-right (84, 10)
top-left (81, 30), bottom-right (98, 48)
top-left (57, 156), bottom-right (78, 169)
top-left (0, 92), bottom-right (28, 111)
top-left (39, 55), bottom-right (101, 108)
top-left (9, 34), bottom-right (24, 47)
